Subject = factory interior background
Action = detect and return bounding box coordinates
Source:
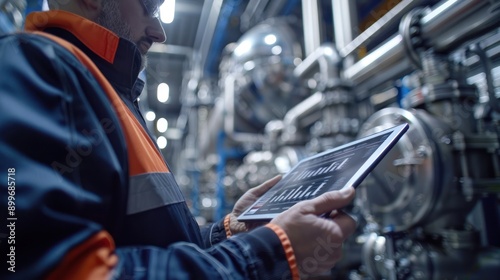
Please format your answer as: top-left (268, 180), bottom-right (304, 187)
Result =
top-left (2, 0), bottom-right (500, 278)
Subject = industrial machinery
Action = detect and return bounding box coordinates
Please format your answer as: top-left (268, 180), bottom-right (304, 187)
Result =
top-left (3, 0), bottom-right (498, 278)
top-left (0, 0), bottom-right (25, 34)
top-left (176, 0), bottom-right (500, 278)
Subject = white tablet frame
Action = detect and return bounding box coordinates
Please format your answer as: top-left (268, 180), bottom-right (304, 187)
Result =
top-left (237, 123), bottom-right (409, 221)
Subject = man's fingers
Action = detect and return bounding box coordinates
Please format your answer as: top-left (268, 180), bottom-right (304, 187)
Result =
top-left (304, 186), bottom-right (355, 215)
top-left (248, 175), bottom-right (282, 197)
top-left (331, 210), bottom-right (358, 237)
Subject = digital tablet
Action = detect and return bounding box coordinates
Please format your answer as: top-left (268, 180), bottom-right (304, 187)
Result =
top-left (237, 123), bottom-right (409, 221)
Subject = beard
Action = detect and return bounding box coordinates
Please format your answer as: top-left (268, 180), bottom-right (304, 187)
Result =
top-left (95, 0), bottom-right (148, 70)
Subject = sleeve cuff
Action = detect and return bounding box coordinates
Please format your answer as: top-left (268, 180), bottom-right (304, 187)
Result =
top-left (224, 214), bottom-right (232, 238)
top-left (228, 225), bottom-right (299, 279)
top-left (265, 223), bottom-right (300, 280)
top-left (202, 218), bottom-right (227, 248)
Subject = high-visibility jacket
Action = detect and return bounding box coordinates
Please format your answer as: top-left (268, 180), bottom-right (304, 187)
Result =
top-left (0, 10), bottom-right (297, 280)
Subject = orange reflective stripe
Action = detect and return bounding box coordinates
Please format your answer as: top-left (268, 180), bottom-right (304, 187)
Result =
top-left (22, 14), bottom-right (176, 280)
top-left (25, 11), bottom-right (119, 64)
top-left (265, 224), bottom-right (300, 280)
top-left (46, 231), bottom-right (118, 280)
top-left (118, 104), bottom-right (170, 175)
top-left (224, 214), bottom-right (232, 238)
top-left (32, 31), bottom-right (169, 175)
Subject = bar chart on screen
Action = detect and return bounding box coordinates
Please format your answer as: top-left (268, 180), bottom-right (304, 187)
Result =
top-left (288, 157), bottom-right (349, 183)
top-left (268, 179), bottom-right (328, 203)
top-left (264, 156), bottom-right (351, 206)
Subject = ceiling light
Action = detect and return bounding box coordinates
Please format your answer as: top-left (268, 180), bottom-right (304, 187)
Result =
top-left (160, 0), bottom-right (176, 24)
top-left (157, 83), bottom-right (170, 103)
top-left (157, 136), bottom-right (167, 149)
top-left (145, 111), bottom-right (156, 121)
top-left (156, 118), bottom-right (169, 133)
top-left (243, 61), bottom-right (255, 71)
top-left (264, 34), bottom-right (277, 45)
top-left (234, 41), bottom-right (251, 57)
top-left (271, 45), bottom-right (282, 55)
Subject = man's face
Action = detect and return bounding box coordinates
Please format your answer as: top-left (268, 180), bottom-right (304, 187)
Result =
top-left (95, 0), bottom-right (166, 69)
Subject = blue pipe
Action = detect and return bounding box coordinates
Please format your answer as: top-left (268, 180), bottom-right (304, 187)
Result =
top-left (25, 0), bottom-right (44, 15)
top-left (215, 131), bottom-right (227, 221)
top-left (278, 0), bottom-right (300, 16)
top-left (214, 130), bottom-right (245, 221)
top-left (190, 169), bottom-right (201, 217)
top-left (204, 0), bottom-right (242, 77)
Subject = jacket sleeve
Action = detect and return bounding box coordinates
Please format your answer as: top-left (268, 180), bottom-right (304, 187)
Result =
top-left (114, 227), bottom-right (294, 280)
top-left (0, 33), bottom-right (123, 280)
top-left (0, 34), bottom-right (296, 280)
top-left (199, 218), bottom-right (229, 248)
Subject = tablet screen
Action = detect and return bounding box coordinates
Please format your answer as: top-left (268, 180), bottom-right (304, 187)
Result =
top-left (237, 123), bottom-right (409, 221)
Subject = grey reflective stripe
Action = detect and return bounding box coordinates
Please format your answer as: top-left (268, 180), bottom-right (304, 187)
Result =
top-left (127, 172), bottom-right (186, 215)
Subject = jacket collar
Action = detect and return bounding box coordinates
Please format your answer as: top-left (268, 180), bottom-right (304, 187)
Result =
top-left (25, 10), bottom-right (144, 101)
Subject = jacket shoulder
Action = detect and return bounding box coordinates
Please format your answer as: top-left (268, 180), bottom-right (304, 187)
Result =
top-left (0, 32), bottom-right (86, 70)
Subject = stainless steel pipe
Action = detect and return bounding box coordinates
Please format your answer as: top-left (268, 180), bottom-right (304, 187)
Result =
top-left (343, 0), bottom-right (499, 89)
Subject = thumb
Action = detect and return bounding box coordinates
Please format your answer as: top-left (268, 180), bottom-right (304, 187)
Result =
top-left (304, 186), bottom-right (355, 215)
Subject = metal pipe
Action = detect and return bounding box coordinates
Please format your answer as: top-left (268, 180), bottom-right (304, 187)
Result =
top-left (467, 43), bottom-right (500, 113)
top-left (302, 0), bottom-right (322, 56)
top-left (293, 43), bottom-right (341, 87)
top-left (333, 0), bottom-right (357, 50)
top-left (420, 0), bottom-right (485, 42)
top-left (343, 0), bottom-right (499, 88)
top-left (240, 0), bottom-right (270, 30)
top-left (223, 74), bottom-right (266, 144)
top-left (421, 0), bottom-right (500, 52)
top-left (343, 34), bottom-right (408, 84)
top-left (333, 0), bottom-right (358, 67)
top-left (283, 91), bottom-right (325, 129)
top-left (339, 0), bottom-right (426, 58)
top-left (198, 98), bottom-right (224, 158)
top-left (193, 0), bottom-right (223, 79)
top-left (264, 0), bottom-right (289, 19)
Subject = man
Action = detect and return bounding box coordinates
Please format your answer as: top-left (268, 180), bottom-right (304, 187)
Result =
top-left (0, 0), bottom-right (356, 279)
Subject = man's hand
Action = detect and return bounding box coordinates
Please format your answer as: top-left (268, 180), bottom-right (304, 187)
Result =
top-left (229, 175), bottom-right (282, 234)
top-left (271, 187), bottom-right (357, 278)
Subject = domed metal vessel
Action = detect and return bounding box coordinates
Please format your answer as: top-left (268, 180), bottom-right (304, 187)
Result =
top-left (227, 18), bottom-right (306, 131)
